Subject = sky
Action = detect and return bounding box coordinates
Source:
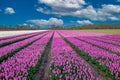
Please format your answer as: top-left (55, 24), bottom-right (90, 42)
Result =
top-left (0, 0), bottom-right (120, 28)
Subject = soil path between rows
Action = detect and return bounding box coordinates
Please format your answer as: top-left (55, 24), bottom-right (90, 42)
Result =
top-left (34, 37), bottom-right (52, 80)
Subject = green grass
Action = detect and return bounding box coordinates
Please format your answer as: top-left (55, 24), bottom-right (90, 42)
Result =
top-left (75, 29), bottom-right (120, 34)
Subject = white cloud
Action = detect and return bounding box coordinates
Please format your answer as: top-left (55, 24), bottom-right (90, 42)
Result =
top-left (37, 0), bottom-right (86, 16)
top-left (75, 4), bottom-right (120, 21)
top-left (5, 7), bottom-right (15, 14)
top-left (77, 20), bottom-right (93, 25)
top-left (97, 4), bottom-right (120, 20)
top-left (73, 5), bottom-right (98, 20)
top-left (37, 0), bottom-right (120, 21)
top-left (98, 4), bottom-right (120, 14)
top-left (39, 0), bottom-right (86, 9)
top-left (27, 18), bottom-right (63, 26)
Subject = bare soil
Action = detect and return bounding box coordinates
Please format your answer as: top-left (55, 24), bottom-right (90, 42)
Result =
top-left (34, 43), bottom-right (51, 80)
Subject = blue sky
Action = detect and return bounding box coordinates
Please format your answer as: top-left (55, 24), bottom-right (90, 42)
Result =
top-left (0, 0), bottom-right (120, 27)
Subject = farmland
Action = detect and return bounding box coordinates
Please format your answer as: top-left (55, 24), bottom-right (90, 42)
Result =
top-left (0, 30), bottom-right (120, 80)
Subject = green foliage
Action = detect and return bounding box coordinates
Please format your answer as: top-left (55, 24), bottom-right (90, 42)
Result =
top-left (50, 74), bottom-right (60, 80)
top-left (57, 65), bottom-right (64, 70)
top-left (78, 78), bottom-right (82, 80)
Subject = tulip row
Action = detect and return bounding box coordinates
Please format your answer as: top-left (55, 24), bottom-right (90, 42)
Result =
top-left (87, 36), bottom-right (120, 46)
top-left (102, 35), bottom-right (120, 42)
top-left (75, 37), bottom-right (120, 54)
top-left (0, 32), bottom-right (48, 59)
top-left (59, 30), bottom-right (120, 54)
top-left (0, 32), bottom-right (52, 79)
top-left (49, 32), bottom-right (102, 80)
top-left (66, 30), bottom-right (120, 53)
top-left (104, 34), bottom-right (120, 39)
top-left (0, 31), bottom-right (47, 47)
top-left (64, 30), bottom-right (120, 54)
top-left (59, 31), bottom-right (120, 79)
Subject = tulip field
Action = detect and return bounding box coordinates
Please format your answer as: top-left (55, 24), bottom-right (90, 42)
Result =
top-left (0, 30), bottom-right (120, 80)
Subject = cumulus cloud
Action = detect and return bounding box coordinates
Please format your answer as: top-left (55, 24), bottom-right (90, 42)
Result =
top-left (97, 4), bottom-right (120, 20)
top-left (5, 7), bottom-right (15, 14)
top-left (39, 0), bottom-right (86, 9)
top-left (37, 0), bottom-right (120, 21)
top-left (27, 18), bottom-right (63, 26)
top-left (75, 4), bottom-right (120, 21)
top-left (37, 0), bottom-right (86, 16)
top-left (77, 20), bottom-right (93, 25)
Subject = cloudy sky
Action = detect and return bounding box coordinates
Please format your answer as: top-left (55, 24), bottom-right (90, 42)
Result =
top-left (0, 0), bottom-right (120, 27)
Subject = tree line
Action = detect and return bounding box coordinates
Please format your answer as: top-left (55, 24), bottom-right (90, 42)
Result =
top-left (0, 24), bottom-right (120, 30)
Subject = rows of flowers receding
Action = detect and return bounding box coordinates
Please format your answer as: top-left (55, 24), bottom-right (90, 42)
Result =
top-left (0, 32), bottom-right (52, 79)
top-left (86, 36), bottom-right (120, 46)
top-left (0, 32), bottom-right (48, 57)
top-left (49, 32), bottom-right (101, 80)
top-left (0, 31), bottom-right (48, 48)
top-left (76, 37), bottom-right (120, 53)
top-left (59, 31), bottom-right (120, 79)
top-left (58, 30), bottom-right (120, 53)
top-left (60, 30), bottom-right (120, 53)
top-left (103, 34), bottom-right (120, 40)
top-left (101, 35), bottom-right (120, 42)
